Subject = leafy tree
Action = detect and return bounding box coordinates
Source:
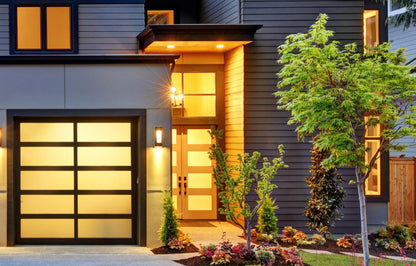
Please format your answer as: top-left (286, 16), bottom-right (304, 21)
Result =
top-left (304, 145), bottom-right (345, 238)
top-left (208, 129), bottom-right (287, 250)
top-left (256, 194), bottom-right (279, 235)
top-left (275, 14), bottom-right (416, 266)
top-left (159, 190), bottom-right (179, 246)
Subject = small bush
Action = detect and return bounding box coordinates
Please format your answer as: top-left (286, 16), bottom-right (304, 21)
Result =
top-left (211, 250), bottom-right (231, 265)
top-left (168, 237), bottom-right (184, 250)
top-left (336, 234), bottom-right (361, 249)
top-left (385, 240), bottom-right (400, 251)
top-left (282, 247), bottom-right (304, 266)
top-left (256, 194), bottom-right (279, 235)
top-left (257, 233), bottom-right (278, 243)
top-left (179, 231), bottom-right (192, 246)
top-left (255, 247), bottom-right (275, 266)
top-left (311, 234), bottom-right (326, 246)
top-left (158, 190), bottom-right (179, 246)
top-left (199, 244), bottom-right (216, 259)
top-left (282, 226), bottom-right (298, 244)
top-left (232, 242), bottom-right (248, 257)
top-left (293, 231), bottom-right (308, 245)
top-left (377, 223), bottom-right (409, 244)
top-left (405, 239), bottom-right (416, 250)
top-left (407, 222), bottom-right (416, 239)
top-left (374, 238), bottom-right (387, 248)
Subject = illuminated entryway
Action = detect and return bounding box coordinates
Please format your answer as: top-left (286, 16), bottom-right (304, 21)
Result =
top-left (14, 117), bottom-right (138, 244)
top-left (172, 126), bottom-right (217, 219)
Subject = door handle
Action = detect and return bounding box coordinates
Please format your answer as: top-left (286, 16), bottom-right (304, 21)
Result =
top-left (178, 176), bottom-right (181, 195)
top-left (184, 176), bottom-right (187, 195)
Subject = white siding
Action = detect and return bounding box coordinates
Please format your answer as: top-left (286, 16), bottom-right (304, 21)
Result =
top-left (0, 5), bottom-right (8, 55)
top-left (78, 4), bottom-right (144, 54)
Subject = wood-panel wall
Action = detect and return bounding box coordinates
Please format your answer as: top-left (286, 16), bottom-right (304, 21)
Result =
top-left (78, 4), bottom-right (144, 54)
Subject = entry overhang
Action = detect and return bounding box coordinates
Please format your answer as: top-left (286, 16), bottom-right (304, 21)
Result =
top-left (137, 24), bottom-right (262, 53)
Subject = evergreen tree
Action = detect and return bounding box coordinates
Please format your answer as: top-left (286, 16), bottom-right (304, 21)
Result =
top-left (256, 194), bottom-right (278, 235)
top-left (159, 190), bottom-right (179, 246)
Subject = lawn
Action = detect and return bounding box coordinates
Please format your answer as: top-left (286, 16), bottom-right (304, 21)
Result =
top-left (300, 251), bottom-right (415, 266)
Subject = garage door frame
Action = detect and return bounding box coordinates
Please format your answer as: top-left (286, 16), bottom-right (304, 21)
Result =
top-left (7, 109), bottom-right (147, 246)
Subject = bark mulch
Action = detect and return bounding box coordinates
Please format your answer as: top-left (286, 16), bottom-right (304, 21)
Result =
top-left (151, 244), bottom-right (199, 254)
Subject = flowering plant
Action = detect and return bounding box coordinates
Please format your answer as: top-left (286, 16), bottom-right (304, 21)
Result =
top-left (282, 247), bottom-right (304, 266)
top-left (199, 244), bottom-right (217, 259)
top-left (311, 234), bottom-right (326, 246)
top-left (255, 247), bottom-right (275, 266)
top-left (210, 250), bottom-right (231, 265)
top-left (168, 237), bottom-right (184, 250)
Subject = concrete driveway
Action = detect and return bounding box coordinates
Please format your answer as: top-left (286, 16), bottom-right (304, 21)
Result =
top-left (0, 246), bottom-right (195, 265)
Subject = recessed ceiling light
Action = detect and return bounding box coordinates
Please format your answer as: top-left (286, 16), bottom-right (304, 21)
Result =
top-left (167, 45), bottom-right (175, 49)
top-left (216, 44), bottom-right (225, 49)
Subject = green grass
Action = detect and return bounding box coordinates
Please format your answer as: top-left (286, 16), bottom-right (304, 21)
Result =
top-left (300, 251), bottom-right (415, 266)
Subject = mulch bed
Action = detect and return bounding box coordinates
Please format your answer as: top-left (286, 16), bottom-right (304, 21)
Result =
top-left (151, 243), bottom-right (199, 254)
top-left (175, 256), bottom-right (312, 266)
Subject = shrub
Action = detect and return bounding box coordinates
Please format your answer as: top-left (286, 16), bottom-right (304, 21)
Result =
top-left (293, 231), bottom-right (308, 245)
top-left (311, 234), bottom-right (326, 246)
top-left (337, 237), bottom-right (352, 249)
top-left (374, 238), bottom-right (387, 248)
top-left (179, 231), bottom-right (192, 247)
top-left (256, 194), bottom-right (279, 235)
top-left (385, 240), bottom-right (400, 251)
top-left (304, 146), bottom-right (345, 238)
top-left (210, 250), bottom-right (231, 265)
top-left (405, 239), bottom-right (416, 250)
top-left (282, 247), bottom-right (304, 266)
top-left (218, 239), bottom-right (233, 255)
top-left (257, 233), bottom-right (277, 243)
top-left (167, 237), bottom-right (184, 250)
top-left (232, 243), bottom-right (248, 257)
top-left (377, 223), bottom-right (409, 244)
top-left (199, 244), bottom-right (216, 259)
top-left (158, 190), bottom-right (179, 246)
top-left (282, 226), bottom-right (298, 244)
top-left (407, 222), bottom-right (416, 239)
top-left (255, 247), bottom-right (275, 266)
top-left (336, 234), bottom-right (361, 249)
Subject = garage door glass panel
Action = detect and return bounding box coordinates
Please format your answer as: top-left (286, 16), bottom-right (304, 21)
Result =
top-left (21, 171), bottom-right (74, 190)
top-left (78, 219), bottom-right (131, 238)
top-left (78, 123), bottom-right (131, 142)
top-left (21, 195), bottom-right (74, 214)
top-left (78, 147), bottom-right (131, 166)
top-left (20, 123), bottom-right (74, 142)
top-left (21, 147), bottom-right (74, 166)
top-left (21, 219), bottom-right (74, 238)
top-left (78, 171), bottom-right (131, 190)
top-left (188, 195), bottom-right (212, 211)
top-left (78, 195), bottom-right (131, 214)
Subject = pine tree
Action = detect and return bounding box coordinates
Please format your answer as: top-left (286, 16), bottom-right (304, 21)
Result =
top-left (256, 194), bottom-right (278, 235)
top-left (159, 190), bottom-right (179, 246)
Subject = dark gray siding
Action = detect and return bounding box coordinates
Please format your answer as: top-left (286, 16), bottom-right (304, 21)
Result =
top-left (241, 0), bottom-right (364, 234)
top-left (78, 4), bottom-right (144, 54)
top-left (200, 0), bottom-right (239, 24)
top-left (0, 5), bottom-right (8, 55)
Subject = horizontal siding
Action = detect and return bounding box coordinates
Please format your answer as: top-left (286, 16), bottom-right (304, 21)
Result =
top-left (200, 0), bottom-right (239, 24)
top-left (0, 5), bottom-right (8, 55)
top-left (241, 0), bottom-right (364, 234)
top-left (78, 4), bottom-right (144, 54)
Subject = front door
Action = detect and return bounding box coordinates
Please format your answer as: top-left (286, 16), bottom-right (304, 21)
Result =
top-left (172, 126), bottom-right (217, 219)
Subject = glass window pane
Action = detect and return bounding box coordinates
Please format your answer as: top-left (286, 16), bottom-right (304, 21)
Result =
top-left (365, 140), bottom-right (381, 195)
top-left (78, 147), bottom-right (131, 166)
top-left (187, 129), bottom-right (211, 145)
top-left (188, 173), bottom-right (212, 189)
top-left (21, 171), bottom-right (74, 190)
top-left (47, 7), bottom-right (71, 49)
top-left (363, 10), bottom-right (379, 49)
top-left (21, 219), bottom-right (74, 238)
top-left (188, 195), bottom-right (212, 211)
top-left (78, 171), bottom-right (131, 190)
top-left (188, 151), bottom-right (211, 167)
top-left (78, 195), bottom-right (131, 214)
top-left (172, 129), bottom-right (177, 145)
top-left (147, 10), bottom-right (174, 25)
top-left (172, 73), bottom-right (182, 93)
top-left (172, 195), bottom-right (178, 210)
top-left (172, 151), bottom-right (177, 167)
top-left (78, 219), bottom-right (131, 238)
top-left (17, 7), bottom-right (41, 49)
top-left (21, 195), bottom-right (74, 214)
top-left (172, 173), bottom-right (177, 189)
top-left (20, 123), bottom-right (74, 142)
top-left (21, 147), bottom-right (74, 166)
top-left (78, 123), bottom-right (131, 142)
top-left (184, 73), bottom-right (215, 94)
top-left (184, 96), bottom-right (216, 117)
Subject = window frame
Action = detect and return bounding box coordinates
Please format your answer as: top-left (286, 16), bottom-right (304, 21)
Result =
top-left (388, 0), bottom-right (407, 16)
top-left (147, 10), bottom-right (174, 25)
top-left (11, 3), bottom-right (78, 54)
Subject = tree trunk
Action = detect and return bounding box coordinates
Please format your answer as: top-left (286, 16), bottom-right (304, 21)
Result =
top-left (246, 221), bottom-right (251, 251)
top-left (356, 170), bottom-right (370, 266)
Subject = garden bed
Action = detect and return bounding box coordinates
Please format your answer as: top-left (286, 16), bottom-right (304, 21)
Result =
top-left (151, 243), bottom-right (199, 254)
top-left (175, 256), bottom-right (312, 266)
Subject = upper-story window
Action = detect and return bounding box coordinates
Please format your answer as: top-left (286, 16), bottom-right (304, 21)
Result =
top-left (16, 5), bottom-right (71, 51)
top-left (147, 10), bottom-right (174, 25)
top-left (363, 10), bottom-right (379, 51)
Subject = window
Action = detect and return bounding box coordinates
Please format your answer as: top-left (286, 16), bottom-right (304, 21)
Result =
top-left (389, 0), bottom-right (407, 15)
top-left (171, 72), bottom-right (216, 117)
top-left (16, 5), bottom-right (71, 51)
top-left (147, 10), bottom-right (174, 25)
top-left (364, 116), bottom-right (381, 196)
top-left (363, 10), bottom-right (379, 51)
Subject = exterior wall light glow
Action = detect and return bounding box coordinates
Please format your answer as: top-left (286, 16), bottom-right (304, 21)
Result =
top-left (216, 44), bottom-right (224, 49)
top-left (167, 44), bottom-right (175, 49)
top-left (155, 127), bottom-right (163, 147)
top-left (170, 86), bottom-right (183, 107)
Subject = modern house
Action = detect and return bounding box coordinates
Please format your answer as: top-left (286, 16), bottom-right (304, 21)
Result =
top-left (0, 0), bottom-right (388, 248)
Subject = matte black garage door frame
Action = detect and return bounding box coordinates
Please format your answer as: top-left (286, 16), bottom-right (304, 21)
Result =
top-left (7, 109), bottom-right (147, 246)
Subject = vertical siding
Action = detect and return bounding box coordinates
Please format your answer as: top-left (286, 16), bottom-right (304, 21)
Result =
top-left (78, 4), bottom-right (144, 54)
top-left (225, 46), bottom-right (245, 164)
top-left (389, 24), bottom-right (416, 157)
top-left (200, 0), bottom-right (240, 24)
top-left (0, 5), bottom-right (8, 55)
top-left (241, 0), bottom-right (363, 234)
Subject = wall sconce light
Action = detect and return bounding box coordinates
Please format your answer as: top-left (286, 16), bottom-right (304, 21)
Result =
top-left (155, 127), bottom-right (163, 147)
top-left (170, 86), bottom-right (183, 107)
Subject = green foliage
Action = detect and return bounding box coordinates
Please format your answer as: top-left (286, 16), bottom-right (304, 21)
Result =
top-left (158, 190), bottom-right (179, 246)
top-left (256, 194), bottom-right (279, 235)
top-left (304, 145), bottom-right (345, 238)
top-left (208, 129), bottom-right (287, 250)
top-left (384, 0), bottom-right (416, 30)
top-left (377, 222), bottom-right (410, 244)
